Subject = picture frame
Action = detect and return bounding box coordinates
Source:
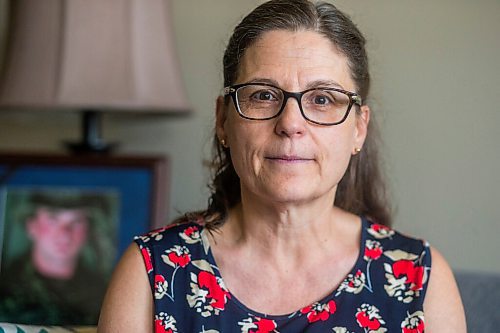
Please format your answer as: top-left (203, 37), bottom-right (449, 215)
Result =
top-left (0, 152), bottom-right (169, 258)
top-left (0, 152), bottom-right (169, 325)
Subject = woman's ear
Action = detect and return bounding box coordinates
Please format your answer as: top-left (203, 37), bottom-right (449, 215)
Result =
top-left (354, 105), bottom-right (370, 151)
top-left (216, 95), bottom-right (227, 142)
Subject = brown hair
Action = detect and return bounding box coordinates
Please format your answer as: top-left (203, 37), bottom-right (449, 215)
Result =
top-left (180, 0), bottom-right (391, 228)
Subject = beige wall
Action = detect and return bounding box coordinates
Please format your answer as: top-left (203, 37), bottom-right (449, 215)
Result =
top-left (0, 0), bottom-right (498, 273)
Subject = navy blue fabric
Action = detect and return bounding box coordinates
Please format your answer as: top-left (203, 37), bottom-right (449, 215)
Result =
top-left (134, 217), bottom-right (431, 332)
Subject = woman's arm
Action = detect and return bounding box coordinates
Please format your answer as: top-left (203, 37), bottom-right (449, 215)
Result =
top-left (98, 243), bottom-right (153, 332)
top-left (424, 246), bottom-right (466, 332)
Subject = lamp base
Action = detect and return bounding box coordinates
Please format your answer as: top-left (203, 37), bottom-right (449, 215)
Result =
top-left (64, 141), bottom-right (117, 154)
top-left (64, 110), bottom-right (118, 154)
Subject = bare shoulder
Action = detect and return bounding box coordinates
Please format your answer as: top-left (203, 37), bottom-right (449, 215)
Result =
top-left (98, 243), bottom-right (153, 333)
top-left (424, 246), bottom-right (466, 332)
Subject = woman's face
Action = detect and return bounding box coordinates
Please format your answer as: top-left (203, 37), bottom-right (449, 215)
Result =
top-left (217, 30), bottom-right (369, 206)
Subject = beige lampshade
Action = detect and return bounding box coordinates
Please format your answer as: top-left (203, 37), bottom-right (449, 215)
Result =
top-left (0, 0), bottom-right (190, 113)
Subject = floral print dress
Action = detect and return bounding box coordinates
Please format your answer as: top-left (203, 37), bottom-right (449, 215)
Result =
top-left (134, 217), bottom-right (430, 333)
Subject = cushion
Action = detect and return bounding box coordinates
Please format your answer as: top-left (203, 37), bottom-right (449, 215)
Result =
top-left (0, 323), bottom-right (96, 333)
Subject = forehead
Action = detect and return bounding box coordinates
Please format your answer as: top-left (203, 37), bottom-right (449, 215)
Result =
top-left (35, 206), bottom-right (88, 219)
top-left (237, 30), bottom-right (354, 90)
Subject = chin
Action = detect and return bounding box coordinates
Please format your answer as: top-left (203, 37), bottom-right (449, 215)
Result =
top-left (261, 183), bottom-right (327, 205)
top-left (242, 171), bottom-right (339, 205)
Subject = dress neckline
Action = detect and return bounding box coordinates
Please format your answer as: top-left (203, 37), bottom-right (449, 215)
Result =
top-left (201, 216), bottom-right (368, 320)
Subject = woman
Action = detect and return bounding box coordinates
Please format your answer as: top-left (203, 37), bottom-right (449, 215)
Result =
top-left (98, 1), bottom-right (466, 332)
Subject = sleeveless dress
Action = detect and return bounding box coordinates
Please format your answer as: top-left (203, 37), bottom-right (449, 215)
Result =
top-left (134, 217), bottom-right (431, 333)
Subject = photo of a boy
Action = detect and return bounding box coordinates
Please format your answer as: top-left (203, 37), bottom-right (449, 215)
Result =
top-left (0, 189), bottom-right (118, 325)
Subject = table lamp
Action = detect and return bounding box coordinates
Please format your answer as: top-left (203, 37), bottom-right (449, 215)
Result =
top-left (0, 0), bottom-right (190, 153)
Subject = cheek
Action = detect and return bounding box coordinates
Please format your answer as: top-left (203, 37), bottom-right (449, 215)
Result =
top-left (72, 224), bottom-right (88, 243)
top-left (320, 142), bottom-right (351, 174)
top-left (225, 119), bottom-right (265, 176)
top-left (35, 220), bottom-right (57, 238)
top-left (229, 137), bottom-right (261, 181)
top-left (318, 127), bottom-right (356, 174)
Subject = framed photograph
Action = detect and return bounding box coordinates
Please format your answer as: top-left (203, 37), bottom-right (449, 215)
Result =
top-left (0, 152), bottom-right (168, 325)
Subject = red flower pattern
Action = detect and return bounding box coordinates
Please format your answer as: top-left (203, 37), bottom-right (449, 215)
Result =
top-left (198, 271), bottom-right (231, 310)
top-left (356, 311), bottom-right (381, 330)
top-left (300, 300), bottom-right (337, 323)
top-left (355, 304), bottom-right (386, 332)
top-left (140, 223), bottom-right (182, 243)
top-left (141, 246), bottom-right (153, 273)
top-left (349, 270), bottom-right (364, 288)
top-left (163, 245), bottom-right (191, 268)
top-left (367, 223), bottom-right (395, 239)
top-left (154, 312), bottom-right (177, 333)
top-left (187, 269), bottom-right (231, 317)
top-left (155, 320), bottom-right (174, 333)
top-left (371, 224), bottom-right (387, 232)
top-left (364, 240), bottom-right (383, 261)
top-left (154, 274), bottom-right (169, 299)
top-left (238, 316), bottom-right (278, 333)
top-left (393, 260), bottom-right (424, 291)
top-left (401, 311), bottom-right (425, 333)
top-left (253, 318), bottom-right (277, 333)
top-left (180, 225), bottom-right (202, 244)
top-left (337, 269), bottom-right (367, 296)
top-left (184, 226), bottom-right (199, 237)
top-left (168, 252), bottom-right (190, 267)
top-left (136, 221), bottom-right (430, 331)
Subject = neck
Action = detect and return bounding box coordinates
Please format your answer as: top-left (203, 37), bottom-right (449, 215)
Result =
top-left (218, 186), bottom-right (349, 263)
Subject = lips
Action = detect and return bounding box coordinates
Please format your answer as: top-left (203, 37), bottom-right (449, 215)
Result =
top-left (265, 155), bottom-right (314, 162)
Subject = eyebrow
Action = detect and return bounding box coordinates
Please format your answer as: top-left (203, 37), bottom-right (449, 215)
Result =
top-left (306, 79), bottom-right (345, 90)
top-left (244, 78), bottom-right (346, 91)
top-left (246, 77), bottom-right (279, 86)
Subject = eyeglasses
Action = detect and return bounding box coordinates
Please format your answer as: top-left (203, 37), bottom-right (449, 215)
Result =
top-left (223, 83), bottom-right (362, 126)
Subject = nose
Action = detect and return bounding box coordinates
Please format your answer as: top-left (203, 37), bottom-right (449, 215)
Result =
top-left (274, 95), bottom-right (307, 138)
top-left (58, 221), bottom-right (74, 234)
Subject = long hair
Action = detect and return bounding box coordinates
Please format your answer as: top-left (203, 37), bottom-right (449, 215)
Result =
top-left (178, 0), bottom-right (391, 228)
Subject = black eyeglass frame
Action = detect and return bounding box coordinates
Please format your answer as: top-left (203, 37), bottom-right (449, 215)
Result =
top-left (223, 82), bottom-right (363, 126)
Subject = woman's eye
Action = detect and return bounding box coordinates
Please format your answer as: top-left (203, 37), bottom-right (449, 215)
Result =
top-left (309, 92), bottom-right (336, 106)
top-left (252, 90), bottom-right (276, 101)
top-left (313, 95), bottom-right (331, 105)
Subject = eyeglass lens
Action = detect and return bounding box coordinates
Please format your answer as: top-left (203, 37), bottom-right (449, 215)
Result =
top-left (235, 84), bottom-right (351, 124)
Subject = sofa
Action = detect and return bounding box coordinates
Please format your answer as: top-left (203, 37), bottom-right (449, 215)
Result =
top-left (455, 270), bottom-right (500, 332)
